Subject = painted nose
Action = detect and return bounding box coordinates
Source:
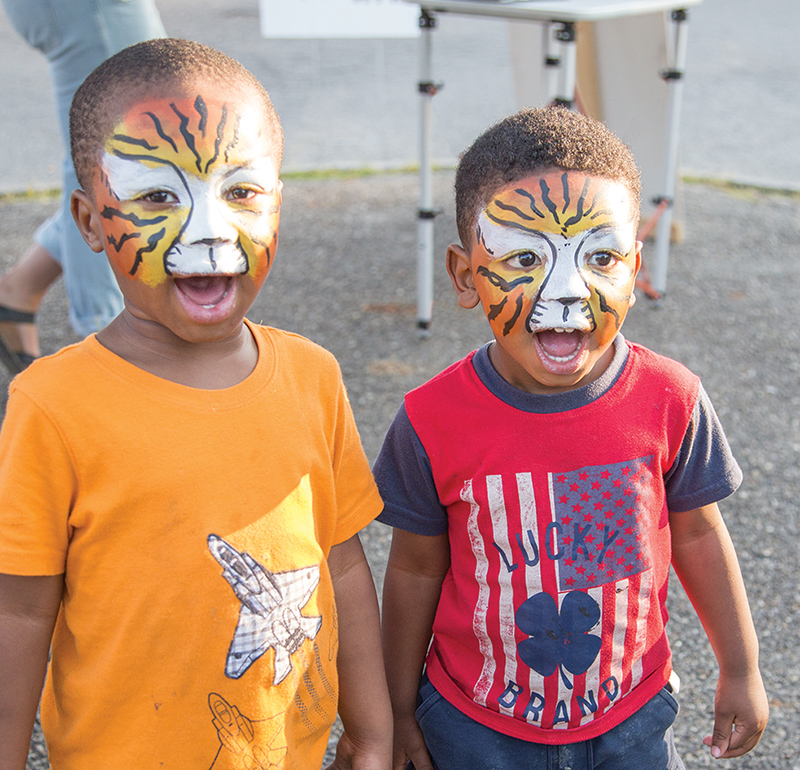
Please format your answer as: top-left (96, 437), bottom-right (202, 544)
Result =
top-left (539, 255), bottom-right (590, 305)
top-left (181, 190), bottom-right (237, 245)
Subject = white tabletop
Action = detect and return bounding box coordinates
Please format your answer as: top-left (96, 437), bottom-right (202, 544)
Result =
top-left (405, 0), bottom-right (701, 22)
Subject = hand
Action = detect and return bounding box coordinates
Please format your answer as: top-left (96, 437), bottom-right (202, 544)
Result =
top-left (390, 715), bottom-right (434, 770)
top-left (324, 729), bottom-right (391, 770)
top-left (702, 671), bottom-right (769, 758)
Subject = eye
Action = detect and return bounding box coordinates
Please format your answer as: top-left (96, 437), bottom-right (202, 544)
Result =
top-left (139, 190), bottom-right (177, 205)
top-left (226, 185), bottom-right (260, 202)
top-left (588, 251), bottom-right (620, 268)
top-left (506, 251), bottom-right (542, 269)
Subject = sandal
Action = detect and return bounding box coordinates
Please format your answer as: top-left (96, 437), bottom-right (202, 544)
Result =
top-left (0, 304), bottom-right (37, 374)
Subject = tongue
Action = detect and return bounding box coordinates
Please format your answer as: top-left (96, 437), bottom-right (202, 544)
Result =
top-left (175, 276), bottom-right (230, 306)
top-left (537, 329), bottom-right (583, 359)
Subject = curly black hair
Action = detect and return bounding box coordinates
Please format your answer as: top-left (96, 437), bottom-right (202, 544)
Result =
top-left (454, 106), bottom-right (641, 247)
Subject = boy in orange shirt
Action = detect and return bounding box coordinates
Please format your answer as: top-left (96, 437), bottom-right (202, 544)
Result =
top-left (0, 39), bottom-right (391, 770)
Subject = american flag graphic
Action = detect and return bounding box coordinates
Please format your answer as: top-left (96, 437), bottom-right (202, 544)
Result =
top-left (551, 457), bottom-right (653, 592)
top-left (453, 456), bottom-right (664, 731)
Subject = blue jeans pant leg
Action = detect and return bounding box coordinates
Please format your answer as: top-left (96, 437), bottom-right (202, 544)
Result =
top-left (415, 676), bottom-right (683, 770)
top-left (1, 0), bottom-right (165, 334)
top-left (414, 675), bottom-right (590, 770)
top-left (591, 687), bottom-right (685, 770)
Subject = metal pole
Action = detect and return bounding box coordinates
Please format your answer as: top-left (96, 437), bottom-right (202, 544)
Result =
top-left (651, 9), bottom-right (690, 297)
top-left (543, 22), bottom-right (560, 103)
top-left (416, 10), bottom-right (439, 334)
top-left (553, 21), bottom-right (576, 108)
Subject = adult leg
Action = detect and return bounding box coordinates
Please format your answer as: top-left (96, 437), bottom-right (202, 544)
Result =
top-left (45, 0), bottom-right (166, 336)
top-left (95, 0), bottom-right (167, 52)
top-left (0, 244), bottom-right (62, 368)
top-left (0, 0), bottom-right (166, 353)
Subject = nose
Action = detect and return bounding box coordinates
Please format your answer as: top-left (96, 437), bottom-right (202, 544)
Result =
top-left (539, 254), bottom-right (590, 305)
top-left (181, 188), bottom-right (237, 245)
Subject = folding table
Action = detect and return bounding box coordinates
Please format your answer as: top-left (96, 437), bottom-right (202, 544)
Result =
top-left (404, 0), bottom-right (701, 332)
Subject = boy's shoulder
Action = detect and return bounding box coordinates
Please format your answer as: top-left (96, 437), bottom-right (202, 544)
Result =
top-left (10, 325), bottom-right (343, 410)
top-left (624, 340), bottom-right (700, 391)
top-left (403, 348), bottom-right (482, 422)
top-left (251, 323), bottom-right (343, 382)
top-left (9, 337), bottom-right (98, 403)
top-left (407, 348), bottom-right (478, 398)
top-left (253, 323), bottom-right (336, 361)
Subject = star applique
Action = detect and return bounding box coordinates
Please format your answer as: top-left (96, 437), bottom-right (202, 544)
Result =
top-left (208, 534), bottom-right (322, 684)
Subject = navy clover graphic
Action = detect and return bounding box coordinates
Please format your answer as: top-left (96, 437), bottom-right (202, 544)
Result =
top-left (515, 590), bottom-right (601, 690)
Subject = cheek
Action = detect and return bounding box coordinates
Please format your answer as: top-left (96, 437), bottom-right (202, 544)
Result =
top-left (584, 270), bottom-right (636, 339)
top-left (476, 265), bottom-right (544, 337)
top-left (236, 209), bottom-right (280, 281)
top-left (99, 200), bottom-right (187, 287)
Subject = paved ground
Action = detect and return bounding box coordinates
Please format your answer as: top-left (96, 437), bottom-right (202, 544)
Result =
top-left (1, 0), bottom-right (799, 767)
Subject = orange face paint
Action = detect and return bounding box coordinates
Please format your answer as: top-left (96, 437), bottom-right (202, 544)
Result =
top-left (468, 171), bottom-right (640, 393)
top-left (93, 91), bottom-right (280, 288)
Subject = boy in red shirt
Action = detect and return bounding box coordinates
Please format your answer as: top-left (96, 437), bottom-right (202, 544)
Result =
top-left (376, 107), bottom-right (767, 769)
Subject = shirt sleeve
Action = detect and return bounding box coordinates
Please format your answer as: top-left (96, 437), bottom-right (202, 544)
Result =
top-left (664, 383), bottom-right (743, 512)
top-left (374, 404), bottom-right (448, 535)
top-left (0, 387), bottom-right (75, 575)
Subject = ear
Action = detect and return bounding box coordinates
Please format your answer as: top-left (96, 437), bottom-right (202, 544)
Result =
top-left (446, 243), bottom-right (481, 309)
top-left (629, 240), bottom-right (643, 308)
top-left (70, 189), bottom-right (106, 254)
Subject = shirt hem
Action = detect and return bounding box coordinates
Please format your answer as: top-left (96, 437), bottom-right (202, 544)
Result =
top-left (425, 654), bottom-right (672, 745)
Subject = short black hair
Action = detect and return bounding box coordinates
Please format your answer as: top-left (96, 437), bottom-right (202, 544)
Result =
top-left (454, 106), bottom-right (641, 247)
top-left (70, 38), bottom-right (283, 190)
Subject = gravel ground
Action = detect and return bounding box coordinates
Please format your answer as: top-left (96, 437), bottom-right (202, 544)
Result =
top-left (2, 170), bottom-right (798, 768)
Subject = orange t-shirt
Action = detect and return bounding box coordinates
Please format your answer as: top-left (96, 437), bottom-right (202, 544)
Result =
top-left (0, 321), bottom-right (382, 769)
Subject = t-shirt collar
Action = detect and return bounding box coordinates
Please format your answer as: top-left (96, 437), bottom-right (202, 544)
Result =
top-left (471, 334), bottom-right (630, 414)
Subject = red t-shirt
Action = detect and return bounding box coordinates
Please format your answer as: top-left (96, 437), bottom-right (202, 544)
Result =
top-left (377, 340), bottom-right (740, 743)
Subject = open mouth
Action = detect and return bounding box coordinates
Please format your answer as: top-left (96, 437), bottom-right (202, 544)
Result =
top-left (533, 327), bottom-right (588, 364)
top-left (174, 275), bottom-right (233, 308)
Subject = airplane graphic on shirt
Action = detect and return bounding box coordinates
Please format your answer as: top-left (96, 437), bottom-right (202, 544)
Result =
top-left (208, 534), bottom-right (322, 684)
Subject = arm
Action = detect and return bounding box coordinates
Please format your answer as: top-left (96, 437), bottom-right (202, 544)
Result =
top-left (0, 573), bottom-right (63, 770)
top-left (381, 529), bottom-right (450, 770)
top-left (326, 534), bottom-right (392, 770)
top-left (669, 503), bottom-right (768, 759)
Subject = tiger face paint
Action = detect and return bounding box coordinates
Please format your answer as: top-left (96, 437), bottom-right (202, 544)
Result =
top-left (450, 171), bottom-right (640, 393)
top-left (80, 87), bottom-right (281, 341)
top-left (93, 92), bottom-right (279, 287)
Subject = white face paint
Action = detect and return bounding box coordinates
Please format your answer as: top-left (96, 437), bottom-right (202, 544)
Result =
top-left (477, 210), bottom-right (637, 332)
top-left (102, 153), bottom-right (279, 276)
top-left (464, 172), bottom-right (641, 394)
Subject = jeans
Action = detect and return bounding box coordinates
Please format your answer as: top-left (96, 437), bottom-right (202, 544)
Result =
top-left (2, 0), bottom-right (166, 335)
top-left (414, 675), bottom-right (686, 770)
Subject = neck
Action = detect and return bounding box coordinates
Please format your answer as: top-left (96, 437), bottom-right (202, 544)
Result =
top-left (96, 312), bottom-right (259, 389)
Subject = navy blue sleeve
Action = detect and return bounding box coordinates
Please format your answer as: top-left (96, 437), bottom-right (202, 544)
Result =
top-left (664, 384), bottom-right (743, 512)
top-left (374, 404), bottom-right (448, 535)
